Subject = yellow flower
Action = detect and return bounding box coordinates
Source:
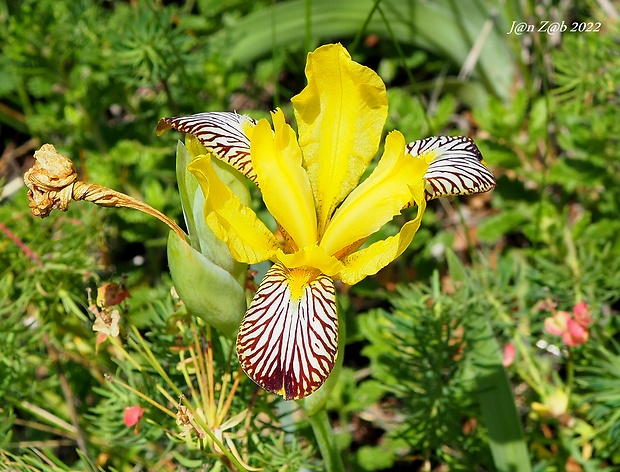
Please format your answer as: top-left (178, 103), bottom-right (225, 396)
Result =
top-left (158, 43), bottom-right (495, 400)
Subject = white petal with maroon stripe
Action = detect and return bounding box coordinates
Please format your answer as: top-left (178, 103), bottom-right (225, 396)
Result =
top-left (406, 136), bottom-right (496, 200)
top-left (236, 263), bottom-right (338, 400)
top-left (162, 112), bottom-right (258, 182)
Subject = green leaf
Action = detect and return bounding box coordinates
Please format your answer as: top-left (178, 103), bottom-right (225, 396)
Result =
top-left (547, 157), bottom-right (606, 191)
top-left (477, 141), bottom-right (522, 170)
top-left (172, 451), bottom-right (207, 468)
top-left (466, 316), bottom-right (532, 472)
top-left (210, 0), bottom-right (517, 102)
top-left (446, 248), bottom-right (467, 283)
top-left (356, 443), bottom-right (396, 471)
top-left (478, 210), bottom-right (530, 243)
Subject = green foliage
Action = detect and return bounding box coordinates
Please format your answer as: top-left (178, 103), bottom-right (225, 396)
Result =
top-left (579, 340), bottom-right (620, 463)
top-left (475, 21), bottom-right (620, 257)
top-left (338, 239), bottom-right (620, 470)
top-left (355, 277), bottom-right (493, 470)
top-left (252, 431), bottom-right (319, 470)
top-left (208, 0), bottom-right (518, 103)
top-left (0, 197), bottom-right (105, 469)
top-left (0, 0), bottom-right (266, 261)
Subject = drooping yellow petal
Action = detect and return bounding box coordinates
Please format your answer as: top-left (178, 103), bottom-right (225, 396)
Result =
top-left (338, 198), bottom-right (427, 285)
top-left (188, 155), bottom-right (279, 264)
top-left (249, 110), bottom-right (317, 250)
top-left (275, 245), bottom-right (343, 278)
top-left (320, 131), bottom-right (429, 257)
top-left (291, 43), bottom-right (388, 236)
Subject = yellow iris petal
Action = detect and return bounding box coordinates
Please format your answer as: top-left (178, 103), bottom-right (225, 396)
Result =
top-left (339, 198), bottom-right (427, 285)
top-left (320, 131), bottom-right (429, 257)
top-left (249, 110), bottom-right (317, 250)
top-left (291, 43), bottom-right (388, 236)
top-left (188, 155), bottom-right (279, 264)
top-left (275, 245), bottom-right (343, 278)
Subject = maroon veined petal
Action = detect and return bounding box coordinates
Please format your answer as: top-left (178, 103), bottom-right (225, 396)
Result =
top-left (406, 136), bottom-right (496, 200)
top-left (236, 263), bottom-right (338, 400)
top-left (158, 112), bottom-right (258, 182)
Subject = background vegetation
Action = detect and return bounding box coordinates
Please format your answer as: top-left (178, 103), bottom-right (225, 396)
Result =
top-left (1, 0), bottom-right (619, 470)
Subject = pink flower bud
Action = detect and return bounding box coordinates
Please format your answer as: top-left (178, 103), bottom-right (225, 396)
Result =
top-left (502, 343), bottom-right (516, 367)
top-left (544, 311), bottom-right (570, 336)
top-left (124, 405), bottom-right (145, 428)
top-left (563, 319), bottom-right (588, 346)
top-left (572, 301), bottom-right (591, 329)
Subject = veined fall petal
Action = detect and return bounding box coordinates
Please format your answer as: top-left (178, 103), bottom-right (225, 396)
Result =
top-left (236, 263), bottom-right (338, 401)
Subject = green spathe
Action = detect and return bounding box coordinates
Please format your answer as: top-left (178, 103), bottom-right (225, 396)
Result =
top-left (175, 139), bottom-right (248, 286)
top-left (167, 138), bottom-right (249, 336)
top-left (167, 231), bottom-right (246, 337)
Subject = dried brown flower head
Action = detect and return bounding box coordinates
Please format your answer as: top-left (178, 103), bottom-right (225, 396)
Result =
top-left (24, 144), bottom-right (78, 217)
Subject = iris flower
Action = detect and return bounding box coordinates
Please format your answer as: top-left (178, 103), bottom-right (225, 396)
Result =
top-left (158, 43), bottom-right (495, 400)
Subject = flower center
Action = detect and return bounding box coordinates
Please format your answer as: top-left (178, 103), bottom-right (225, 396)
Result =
top-left (286, 267), bottom-right (321, 300)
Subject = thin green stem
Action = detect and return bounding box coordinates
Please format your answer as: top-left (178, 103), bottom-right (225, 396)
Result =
top-left (305, 0), bottom-right (312, 53)
top-left (485, 293), bottom-right (546, 395)
top-left (350, 0), bottom-right (382, 53)
top-left (108, 376), bottom-right (177, 419)
top-left (307, 409), bottom-right (345, 472)
top-left (303, 306), bottom-right (347, 470)
top-left (178, 396), bottom-right (250, 472)
top-left (452, 199), bottom-right (475, 261)
top-left (375, 2), bottom-right (434, 135)
top-left (271, 0), bottom-right (279, 108)
top-left (566, 349), bottom-right (575, 399)
top-left (130, 325), bottom-right (183, 400)
top-left (108, 335), bottom-right (179, 408)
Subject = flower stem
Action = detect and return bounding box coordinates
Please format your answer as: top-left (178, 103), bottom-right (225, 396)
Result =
top-left (566, 349), bottom-right (575, 399)
top-left (72, 181), bottom-right (187, 241)
top-left (0, 221), bottom-right (43, 266)
top-left (307, 408), bottom-right (344, 472)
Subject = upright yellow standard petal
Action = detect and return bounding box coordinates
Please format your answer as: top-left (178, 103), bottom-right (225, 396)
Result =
top-left (291, 43), bottom-right (388, 236)
top-left (339, 198), bottom-right (427, 285)
top-left (249, 110), bottom-right (317, 251)
top-left (320, 131), bottom-right (429, 257)
top-left (188, 155), bottom-right (279, 264)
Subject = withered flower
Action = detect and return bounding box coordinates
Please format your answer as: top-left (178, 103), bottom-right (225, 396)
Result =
top-left (24, 144), bottom-right (185, 240)
top-left (24, 144), bottom-right (77, 217)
